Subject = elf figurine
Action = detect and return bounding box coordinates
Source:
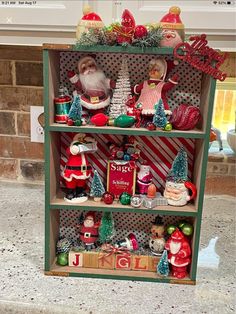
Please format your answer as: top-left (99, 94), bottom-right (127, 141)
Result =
top-left (62, 134), bottom-right (97, 203)
top-left (68, 56), bottom-right (115, 113)
top-left (79, 212), bottom-right (100, 250)
top-left (137, 162), bottom-right (153, 195)
top-left (133, 58), bottom-right (179, 116)
top-left (165, 228), bottom-right (191, 279)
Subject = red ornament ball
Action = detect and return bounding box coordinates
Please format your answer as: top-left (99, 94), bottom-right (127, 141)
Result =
top-left (102, 192), bottom-right (115, 205)
top-left (90, 113), bottom-right (109, 126)
top-left (134, 25), bottom-right (148, 39)
top-left (67, 118), bottom-right (74, 126)
top-left (147, 122), bottom-right (156, 131)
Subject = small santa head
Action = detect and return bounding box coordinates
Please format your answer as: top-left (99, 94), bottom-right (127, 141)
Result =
top-left (159, 6), bottom-right (185, 48)
top-left (83, 211), bottom-right (95, 228)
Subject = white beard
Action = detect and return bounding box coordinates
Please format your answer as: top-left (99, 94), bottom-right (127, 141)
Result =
top-left (170, 241), bottom-right (181, 254)
top-left (79, 70), bottom-right (108, 94)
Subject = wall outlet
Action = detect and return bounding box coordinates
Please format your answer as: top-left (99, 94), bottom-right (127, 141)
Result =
top-left (30, 106), bottom-right (44, 143)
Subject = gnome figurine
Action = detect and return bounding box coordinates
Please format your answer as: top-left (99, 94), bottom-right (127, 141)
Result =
top-left (149, 216), bottom-right (166, 255)
top-left (159, 6), bottom-right (185, 48)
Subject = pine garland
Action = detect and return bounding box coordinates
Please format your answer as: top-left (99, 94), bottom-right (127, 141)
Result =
top-left (132, 28), bottom-right (163, 48)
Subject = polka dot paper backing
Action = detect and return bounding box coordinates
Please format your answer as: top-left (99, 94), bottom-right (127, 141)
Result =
top-left (59, 210), bottom-right (192, 246)
top-left (60, 52), bottom-right (202, 109)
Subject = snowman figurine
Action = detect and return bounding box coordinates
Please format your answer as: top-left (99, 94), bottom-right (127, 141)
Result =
top-left (149, 216), bottom-right (166, 255)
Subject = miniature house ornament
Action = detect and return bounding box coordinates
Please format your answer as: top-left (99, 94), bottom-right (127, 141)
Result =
top-left (164, 147), bottom-right (197, 206)
top-left (159, 6), bottom-right (185, 48)
top-left (62, 134), bottom-right (97, 203)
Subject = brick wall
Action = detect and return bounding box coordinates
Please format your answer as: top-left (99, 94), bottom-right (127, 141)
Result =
top-left (0, 45), bottom-right (44, 183)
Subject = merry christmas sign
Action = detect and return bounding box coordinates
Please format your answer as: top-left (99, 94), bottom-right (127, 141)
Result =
top-left (107, 160), bottom-right (136, 199)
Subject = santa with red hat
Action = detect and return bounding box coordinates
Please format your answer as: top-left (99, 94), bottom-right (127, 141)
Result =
top-left (62, 134), bottom-right (97, 203)
top-left (133, 58), bottom-right (178, 116)
top-left (159, 6), bottom-right (185, 48)
top-left (79, 211), bottom-right (100, 250)
top-left (68, 55), bottom-right (115, 112)
top-left (165, 228), bottom-right (191, 279)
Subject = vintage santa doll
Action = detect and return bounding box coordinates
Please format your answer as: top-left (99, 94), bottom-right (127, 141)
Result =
top-left (137, 162), bottom-right (153, 195)
top-left (159, 6), bottom-right (185, 48)
top-left (68, 56), bottom-right (115, 113)
top-left (62, 134), bottom-right (97, 203)
top-left (165, 228), bottom-right (191, 279)
top-left (79, 211), bottom-right (100, 250)
top-left (133, 58), bottom-right (178, 116)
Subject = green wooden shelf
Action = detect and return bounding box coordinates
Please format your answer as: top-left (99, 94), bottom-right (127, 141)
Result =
top-left (50, 196), bottom-right (198, 217)
top-left (48, 124), bottom-right (206, 139)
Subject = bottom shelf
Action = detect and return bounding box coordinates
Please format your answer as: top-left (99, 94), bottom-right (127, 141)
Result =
top-left (45, 262), bottom-right (195, 285)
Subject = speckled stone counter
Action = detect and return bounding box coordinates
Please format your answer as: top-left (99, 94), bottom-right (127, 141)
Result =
top-left (0, 182), bottom-right (235, 314)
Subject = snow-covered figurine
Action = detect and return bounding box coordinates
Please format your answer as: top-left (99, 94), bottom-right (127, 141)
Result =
top-left (133, 58), bottom-right (178, 116)
top-left (149, 216), bottom-right (166, 255)
top-left (68, 56), bottom-right (115, 113)
top-left (137, 162), bottom-right (153, 195)
top-left (165, 228), bottom-right (191, 279)
top-left (79, 211), bottom-right (100, 250)
top-left (62, 134), bottom-right (97, 203)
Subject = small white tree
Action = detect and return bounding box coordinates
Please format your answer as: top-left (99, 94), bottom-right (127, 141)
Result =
top-left (109, 58), bottom-right (131, 118)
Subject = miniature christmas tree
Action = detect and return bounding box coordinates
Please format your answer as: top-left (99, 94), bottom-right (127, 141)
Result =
top-left (168, 147), bottom-right (188, 182)
top-left (152, 99), bottom-right (167, 128)
top-left (68, 94), bottom-right (82, 125)
top-left (109, 58), bottom-right (131, 118)
top-left (157, 249), bottom-right (169, 276)
top-left (90, 170), bottom-right (105, 201)
top-left (99, 212), bottom-right (116, 244)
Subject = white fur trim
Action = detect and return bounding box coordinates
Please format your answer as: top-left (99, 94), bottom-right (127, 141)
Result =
top-left (70, 74), bottom-right (79, 84)
top-left (64, 196), bottom-right (88, 203)
top-left (168, 78), bottom-right (178, 84)
top-left (134, 85), bottom-right (139, 95)
top-left (81, 96), bottom-right (110, 110)
top-left (62, 173), bottom-right (91, 181)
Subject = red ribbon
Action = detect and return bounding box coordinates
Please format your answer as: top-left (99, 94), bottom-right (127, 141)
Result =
top-left (99, 245), bottom-right (131, 259)
top-left (113, 25), bottom-right (134, 39)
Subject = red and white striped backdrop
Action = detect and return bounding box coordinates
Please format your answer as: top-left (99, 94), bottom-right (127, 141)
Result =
top-left (60, 132), bottom-right (195, 192)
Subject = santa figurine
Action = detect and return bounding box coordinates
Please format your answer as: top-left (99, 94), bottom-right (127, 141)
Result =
top-left (159, 6), bottom-right (185, 48)
top-left (68, 56), bottom-right (115, 113)
top-left (137, 162), bottom-right (153, 195)
top-left (133, 58), bottom-right (178, 116)
top-left (79, 211), bottom-right (100, 250)
top-left (62, 133), bottom-right (97, 203)
top-left (165, 228), bottom-right (191, 279)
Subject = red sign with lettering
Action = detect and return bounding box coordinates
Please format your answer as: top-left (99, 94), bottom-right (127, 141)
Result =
top-left (174, 34), bottom-right (228, 81)
top-left (107, 160), bottom-right (136, 199)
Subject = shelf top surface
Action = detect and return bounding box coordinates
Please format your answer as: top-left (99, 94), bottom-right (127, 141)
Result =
top-left (49, 124), bottom-right (205, 139)
top-left (50, 196), bottom-right (197, 217)
top-left (43, 44), bottom-right (174, 55)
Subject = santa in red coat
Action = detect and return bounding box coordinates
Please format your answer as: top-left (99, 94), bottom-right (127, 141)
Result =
top-left (68, 56), bottom-right (115, 112)
top-left (79, 211), bottom-right (100, 250)
top-left (62, 134), bottom-right (97, 203)
top-left (165, 228), bottom-right (191, 279)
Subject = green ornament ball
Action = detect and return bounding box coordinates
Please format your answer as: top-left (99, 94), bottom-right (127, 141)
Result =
top-left (178, 220), bottom-right (188, 229)
top-left (181, 223), bottom-right (194, 236)
top-left (74, 119), bottom-right (82, 126)
top-left (164, 123), bottom-right (172, 131)
top-left (114, 115), bottom-right (135, 128)
top-left (166, 224), bottom-right (176, 235)
top-left (119, 192), bottom-right (132, 205)
top-left (57, 252), bottom-right (68, 266)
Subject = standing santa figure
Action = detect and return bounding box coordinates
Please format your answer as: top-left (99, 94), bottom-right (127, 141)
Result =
top-left (79, 211), bottom-right (100, 250)
top-left (133, 58), bottom-right (178, 116)
top-left (137, 162), bottom-right (153, 195)
top-left (68, 56), bottom-right (115, 113)
top-left (165, 228), bottom-right (191, 279)
top-left (62, 134), bottom-right (97, 203)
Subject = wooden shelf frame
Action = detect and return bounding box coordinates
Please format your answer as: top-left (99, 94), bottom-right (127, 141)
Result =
top-left (43, 44), bottom-right (217, 284)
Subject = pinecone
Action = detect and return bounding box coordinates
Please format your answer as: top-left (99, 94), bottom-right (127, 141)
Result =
top-left (104, 31), bottom-right (117, 46)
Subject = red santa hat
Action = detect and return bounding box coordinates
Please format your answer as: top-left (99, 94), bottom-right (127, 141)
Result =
top-left (79, 5), bottom-right (104, 31)
top-left (171, 228), bottom-right (184, 241)
top-left (160, 6), bottom-right (184, 30)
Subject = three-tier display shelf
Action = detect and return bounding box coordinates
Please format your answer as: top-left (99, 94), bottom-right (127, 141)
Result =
top-left (43, 44), bottom-right (216, 284)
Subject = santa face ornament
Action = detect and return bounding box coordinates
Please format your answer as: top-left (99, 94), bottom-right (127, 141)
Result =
top-left (164, 181), bottom-right (197, 206)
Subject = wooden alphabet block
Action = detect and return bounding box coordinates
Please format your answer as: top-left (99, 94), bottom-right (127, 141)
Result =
top-left (68, 251), bottom-right (83, 267)
top-left (115, 254), bottom-right (131, 270)
top-left (148, 256), bottom-right (160, 272)
top-left (131, 255), bottom-right (149, 271)
top-left (83, 252), bottom-right (99, 268)
top-left (98, 253), bottom-right (115, 269)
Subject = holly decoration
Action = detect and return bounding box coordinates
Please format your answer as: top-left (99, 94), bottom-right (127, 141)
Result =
top-left (99, 212), bottom-right (116, 244)
top-left (157, 249), bottom-right (169, 276)
top-left (57, 252), bottom-right (68, 266)
top-left (153, 99), bottom-right (167, 129)
top-left (67, 95), bottom-right (82, 126)
top-left (168, 147), bottom-right (188, 182)
top-left (90, 170), bottom-right (105, 200)
top-left (119, 192), bottom-right (132, 205)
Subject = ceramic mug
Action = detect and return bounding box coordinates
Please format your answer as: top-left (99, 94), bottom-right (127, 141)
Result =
top-left (164, 181), bottom-right (197, 206)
